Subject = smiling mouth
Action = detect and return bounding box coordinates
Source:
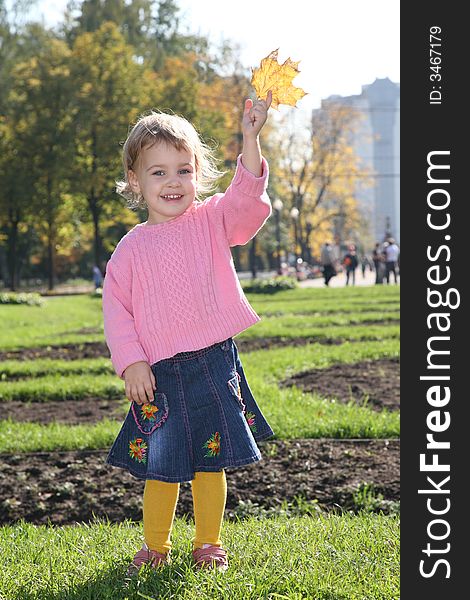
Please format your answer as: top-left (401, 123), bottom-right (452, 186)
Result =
top-left (161, 194), bottom-right (183, 201)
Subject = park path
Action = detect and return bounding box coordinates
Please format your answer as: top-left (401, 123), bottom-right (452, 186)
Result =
top-left (15, 267), bottom-right (398, 296)
top-left (298, 268), bottom-right (399, 288)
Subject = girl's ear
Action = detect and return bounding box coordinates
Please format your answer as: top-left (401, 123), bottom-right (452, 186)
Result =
top-left (127, 169), bottom-right (141, 194)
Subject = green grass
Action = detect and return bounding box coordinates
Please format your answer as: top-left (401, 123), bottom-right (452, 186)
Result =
top-left (255, 311), bottom-right (400, 324)
top-left (0, 514), bottom-right (399, 600)
top-left (0, 338), bottom-right (399, 401)
top-left (252, 300), bottom-right (400, 317)
top-left (0, 373), bottom-right (123, 402)
top-left (0, 419), bottom-right (121, 452)
top-left (247, 285), bottom-right (399, 305)
top-left (0, 295), bottom-right (104, 350)
top-left (0, 358), bottom-right (113, 380)
top-left (0, 339), bottom-right (400, 450)
top-left (240, 321), bottom-right (399, 341)
top-left (0, 392), bottom-right (399, 452)
top-left (0, 287), bottom-right (400, 350)
top-left (243, 339), bottom-right (399, 380)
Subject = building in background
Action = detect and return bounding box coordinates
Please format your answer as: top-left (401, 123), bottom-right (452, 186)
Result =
top-left (317, 78), bottom-right (400, 244)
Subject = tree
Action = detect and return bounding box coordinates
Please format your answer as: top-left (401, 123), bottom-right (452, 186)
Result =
top-left (63, 0), bottom-right (209, 71)
top-left (7, 36), bottom-right (75, 290)
top-left (69, 21), bottom-right (161, 270)
top-left (153, 53), bottom-right (199, 120)
top-left (63, 0), bottom-right (153, 51)
top-left (0, 9), bottom-right (63, 290)
top-left (275, 102), bottom-right (368, 262)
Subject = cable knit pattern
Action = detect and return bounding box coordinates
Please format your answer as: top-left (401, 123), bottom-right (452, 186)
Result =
top-left (156, 222), bottom-right (198, 324)
top-left (191, 207), bottom-right (217, 317)
top-left (103, 155), bottom-right (271, 378)
top-left (131, 233), bottom-right (160, 336)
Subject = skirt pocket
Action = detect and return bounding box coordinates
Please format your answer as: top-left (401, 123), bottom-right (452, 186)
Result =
top-left (227, 372), bottom-right (246, 413)
top-left (131, 391), bottom-right (169, 435)
top-left (228, 372), bottom-right (260, 435)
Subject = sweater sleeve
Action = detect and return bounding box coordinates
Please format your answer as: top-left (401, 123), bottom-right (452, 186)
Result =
top-left (102, 255), bottom-right (149, 378)
top-left (204, 154), bottom-right (272, 246)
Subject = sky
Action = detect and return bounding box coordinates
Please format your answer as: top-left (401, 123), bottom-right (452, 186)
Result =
top-left (28, 0), bottom-right (400, 115)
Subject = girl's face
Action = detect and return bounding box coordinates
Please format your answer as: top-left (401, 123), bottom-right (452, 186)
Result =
top-left (128, 142), bottom-right (197, 225)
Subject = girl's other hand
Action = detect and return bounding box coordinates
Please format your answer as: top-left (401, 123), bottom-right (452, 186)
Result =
top-left (123, 361), bottom-right (156, 405)
top-left (242, 90), bottom-right (272, 137)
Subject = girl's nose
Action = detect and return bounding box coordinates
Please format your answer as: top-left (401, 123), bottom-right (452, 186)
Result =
top-left (167, 174), bottom-right (181, 186)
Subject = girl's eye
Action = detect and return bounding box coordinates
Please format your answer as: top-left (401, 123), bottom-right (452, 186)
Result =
top-left (152, 169), bottom-right (191, 176)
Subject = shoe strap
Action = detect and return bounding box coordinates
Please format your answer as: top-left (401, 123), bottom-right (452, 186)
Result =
top-left (132, 547), bottom-right (167, 567)
top-left (193, 546), bottom-right (227, 564)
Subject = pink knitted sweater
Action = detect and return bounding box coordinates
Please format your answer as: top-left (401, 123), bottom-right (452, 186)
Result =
top-left (102, 155), bottom-right (271, 378)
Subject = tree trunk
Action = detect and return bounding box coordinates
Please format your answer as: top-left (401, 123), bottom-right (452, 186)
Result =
top-left (90, 195), bottom-right (102, 269)
top-left (47, 229), bottom-right (55, 291)
top-left (300, 235), bottom-right (309, 263)
top-left (232, 246), bottom-right (241, 271)
top-left (249, 237), bottom-right (257, 279)
top-left (89, 128), bottom-right (102, 270)
top-left (6, 216), bottom-right (19, 291)
top-left (0, 244), bottom-right (7, 287)
top-left (266, 250), bottom-right (276, 271)
top-left (46, 176), bottom-right (56, 291)
top-left (305, 228), bottom-right (313, 264)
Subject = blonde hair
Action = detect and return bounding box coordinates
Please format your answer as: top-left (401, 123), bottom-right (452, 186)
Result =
top-left (116, 110), bottom-right (226, 209)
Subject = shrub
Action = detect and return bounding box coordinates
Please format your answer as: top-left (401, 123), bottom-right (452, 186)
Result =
top-left (90, 287), bottom-right (103, 298)
top-left (242, 276), bottom-right (298, 294)
top-left (0, 292), bottom-right (43, 306)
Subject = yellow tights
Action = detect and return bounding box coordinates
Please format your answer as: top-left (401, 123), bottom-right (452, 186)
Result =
top-left (143, 470), bottom-right (227, 554)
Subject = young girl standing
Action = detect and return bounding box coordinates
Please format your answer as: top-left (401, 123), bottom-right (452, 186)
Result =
top-left (103, 91), bottom-right (274, 574)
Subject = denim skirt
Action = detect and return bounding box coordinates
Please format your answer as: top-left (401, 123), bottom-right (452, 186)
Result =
top-left (106, 338), bottom-right (274, 483)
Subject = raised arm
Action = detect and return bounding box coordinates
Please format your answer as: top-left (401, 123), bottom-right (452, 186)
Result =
top-left (240, 90), bottom-right (272, 176)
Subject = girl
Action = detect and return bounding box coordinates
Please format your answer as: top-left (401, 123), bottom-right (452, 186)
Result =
top-left (102, 91), bottom-right (274, 575)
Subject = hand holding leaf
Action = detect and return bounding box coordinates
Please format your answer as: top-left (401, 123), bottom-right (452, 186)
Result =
top-left (251, 49), bottom-right (307, 110)
top-left (242, 90), bottom-right (272, 137)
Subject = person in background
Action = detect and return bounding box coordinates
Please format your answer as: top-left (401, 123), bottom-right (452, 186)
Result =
top-left (343, 244), bottom-right (359, 286)
top-left (372, 242), bottom-right (384, 285)
top-left (92, 265), bottom-right (103, 289)
top-left (384, 237), bottom-right (400, 284)
top-left (360, 254), bottom-right (371, 278)
top-left (320, 241), bottom-right (337, 286)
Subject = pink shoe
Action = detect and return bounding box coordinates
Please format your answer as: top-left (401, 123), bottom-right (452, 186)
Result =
top-left (192, 545), bottom-right (228, 571)
top-left (127, 544), bottom-right (169, 576)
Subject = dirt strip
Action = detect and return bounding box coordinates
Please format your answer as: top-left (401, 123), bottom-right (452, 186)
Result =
top-left (0, 337), bottom-right (341, 363)
top-left (1, 358), bottom-right (399, 422)
top-left (0, 398), bottom-right (128, 424)
top-left (0, 439), bottom-right (399, 525)
top-left (0, 328), bottom-right (401, 363)
top-left (280, 358), bottom-right (400, 411)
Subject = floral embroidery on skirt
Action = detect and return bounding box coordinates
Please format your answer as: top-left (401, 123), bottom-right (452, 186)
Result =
top-left (129, 438), bottom-right (148, 464)
top-left (203, 432), bottom-right (221, 457)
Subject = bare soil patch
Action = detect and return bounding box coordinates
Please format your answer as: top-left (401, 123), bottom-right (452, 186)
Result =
top-left (1, 358), bottom-right (399, 423)
top-left (3, 337), bottom-right (343, 363)
top-left (0, 342), bottom-right (109, 362)
top-left (280, 358), bottom-right (400, 411)
top-left (0, 439), bottom-right (399, 526)
top-left (0, 332), bottom-right (400, 363)
top-left (1, 398), bottom-right (127, 424)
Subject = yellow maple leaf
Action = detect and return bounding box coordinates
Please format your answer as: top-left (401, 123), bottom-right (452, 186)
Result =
top-left (251, 48), bottom-right (307, 110)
